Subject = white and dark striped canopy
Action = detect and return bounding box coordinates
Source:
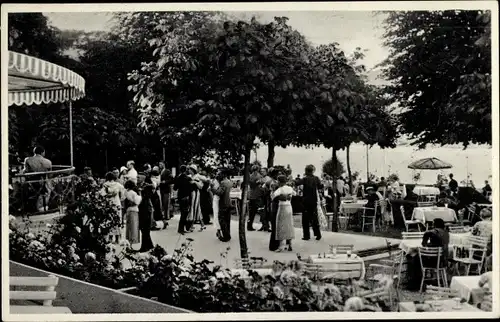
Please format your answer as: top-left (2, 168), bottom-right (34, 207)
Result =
top-left (8, 51), bottom-right (85, 106)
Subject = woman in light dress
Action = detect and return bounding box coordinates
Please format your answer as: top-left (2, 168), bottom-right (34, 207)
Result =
top-left (271, 175), bottom-right (296, 252)
top-left (188, 165), bottom-right (207, 232)
top-left (100, 172), bottom-right (125, 244)
top-left (124, 180), bottom-right (142, 246)
top-left (211, 173), bottom-right (222, 239)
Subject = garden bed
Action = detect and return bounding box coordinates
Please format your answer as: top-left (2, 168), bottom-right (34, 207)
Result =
top-left (8, 185), bottom-right (395, 313)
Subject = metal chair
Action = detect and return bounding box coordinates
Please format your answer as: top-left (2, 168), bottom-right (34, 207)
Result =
top-left (417, 202), bottom-right (435, 207)
top-left (401, 231), bottom-right (425, 240)
top-left (453, 236), bottom-right (488, 276)
top-left (361, 200), bottom-right (379, 232)
top-left (417, 246), bottom-right (448, 292)
top-left (400, 206), bottom-right (421, 232)
top-left (448, 225), bottom-right (468, 234)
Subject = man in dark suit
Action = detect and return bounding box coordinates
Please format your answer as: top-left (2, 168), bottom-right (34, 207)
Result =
top-left (295, 165), bottom-right (323, 241)
top-left (174, 165), bottom-right (193, 234)
top-left (448, 173), bottom-right (458, 195)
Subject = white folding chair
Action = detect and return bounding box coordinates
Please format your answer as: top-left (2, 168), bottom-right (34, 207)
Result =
top-left (400, 206), bottom-right (421, 232)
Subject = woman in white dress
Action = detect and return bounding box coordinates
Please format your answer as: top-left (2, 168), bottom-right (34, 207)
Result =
top-left (188, 165), bottom-right (206, 231)
top-left (100, 172), bottom-right (125, 243)
top-left (271, 175), bottom-right (296, 252)
top-left (210, 175), bottom-right (221, 239)
top-left (124, 180), bottom-right (142, 247)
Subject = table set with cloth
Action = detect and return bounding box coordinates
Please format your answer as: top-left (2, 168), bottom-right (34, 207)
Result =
top-left (307, 253), bottom-right (366, 280)
top-left (450, 275), bottom-right (488, 305)
top-left (398, 232), bottom-right (470, 255)
top-left (412, 207), bottom-right (458, 224)
top-left (339, 200), bottom-right (368, 214)
top-left (413, 186), bottom-right (441, 196)
top-left (230, 190), bottom-right (242, 199)
top-left (398, 299), bottom-right (482, 312)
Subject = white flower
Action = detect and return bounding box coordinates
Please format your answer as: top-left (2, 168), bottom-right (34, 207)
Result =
top-left (72, 254), bottom-right (80, 262)
top-left (75, 226), bottom-right (81, 233)
top-left (85, 252), bottom-right (96, 262)
top-left (9, 229), bottom-right (13, 235)
top-left (258, 287), bottom-right (268, 299)
top-left (25, 232), bottom-right (35, 240)
top-left (344, 297), bottom-right (364, 312)
top-left (161, 254), bottom-right (173, 262)
top-left (119, 239), bottom-right (131, 248)
top-left (9, 215), bottom-right (16, 222)
top-left (67, 246), bottom-right (76, 255)
top-left (57, 259), bottom-right (64, 266)
top-left (272, 286), bottom-right (284, 299)
top-left (46, 223), bottom-right (52, 228)
top-left (279, 269), bottom-right (298, 285)
top-left (28, 240), bottom-right (44, 249)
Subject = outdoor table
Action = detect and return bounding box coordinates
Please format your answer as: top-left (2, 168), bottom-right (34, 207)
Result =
top-left (412, 207), bottom-right (457, 224)
top-left (307, 253), bottom-right (366, 279)
top-left (413, 186), bottom-right (440, 196)
top-left (398, 299), bottom-right (482, 312)
top-left (450, 276), bottom-right (486, 304)
top-left (340, 200), bottom-right (367, 214)
top-left (449, 232), bottom-right (472, 246)
top-left (399, 232), bottom-right (467, 255)
top-left (230, 190), bottom-right (242, 200)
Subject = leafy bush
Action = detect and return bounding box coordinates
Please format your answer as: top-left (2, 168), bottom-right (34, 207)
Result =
top-left (51, 184), bottom-right (122, 260)
top-left (9, 187), bottom-right (393, 312)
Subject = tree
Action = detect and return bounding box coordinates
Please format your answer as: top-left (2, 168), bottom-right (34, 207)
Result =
top-left (33, 106), bottom-right (137, 171)
top-left (130, 16), bottom-right (322, 258)
top-left (322, 158), bottom-right (345, 178)
top-left (380, 10), bottom-right (491, 148)
top-left (8, 13), bottom-right (61, 61)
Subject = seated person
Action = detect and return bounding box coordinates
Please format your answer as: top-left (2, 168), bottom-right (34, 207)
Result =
top-left (365, 186), bottom-right (381, 208)
top-left (472, 208), bottom-right (492, 237)
top-left (422, 218), bottom-right (450, 261)
top-left (436, 191), bottom-right (458, 208)
top-left (482, 180), bottom-right (492, 197)
top-left (404, 187), bottom-right (419, 202)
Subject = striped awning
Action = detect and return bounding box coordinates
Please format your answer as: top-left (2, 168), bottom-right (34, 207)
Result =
top-left (8, 51), bottom-right (86, 106)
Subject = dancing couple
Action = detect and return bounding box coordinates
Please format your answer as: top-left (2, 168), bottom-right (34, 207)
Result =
top-left (269, 165), bottom-right (323, 252)
top-left (174, 164), bottom-right (211, 234)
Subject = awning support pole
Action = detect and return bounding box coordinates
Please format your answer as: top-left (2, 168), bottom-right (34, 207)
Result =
top-left (69, 100), bottom-right (74, 167)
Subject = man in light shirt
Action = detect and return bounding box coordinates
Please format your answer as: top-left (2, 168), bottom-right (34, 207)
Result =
top-left (125, 160), bottom-right (138, 184)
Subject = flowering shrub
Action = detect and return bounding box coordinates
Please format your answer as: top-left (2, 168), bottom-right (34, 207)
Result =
top-left (51, 185), bottom-right (122, 260)
top-left (136, 240), bottom-right (392, 312)
top-left (10, 201), bottom-right (393, 312)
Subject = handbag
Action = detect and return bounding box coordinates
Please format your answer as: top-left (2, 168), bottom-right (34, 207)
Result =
top-left (316, 190), bottom-right (328, 229)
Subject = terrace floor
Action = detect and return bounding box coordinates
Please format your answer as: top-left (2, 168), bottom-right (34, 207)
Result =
top-left (129, 213), bottom-right (401, 268)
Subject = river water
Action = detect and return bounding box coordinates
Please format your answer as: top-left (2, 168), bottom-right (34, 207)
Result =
top-left (254, 143), bottom-right (493, 186)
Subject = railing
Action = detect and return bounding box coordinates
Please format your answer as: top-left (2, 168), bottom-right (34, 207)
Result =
top-left (9, 165), bottom-right (77, 216)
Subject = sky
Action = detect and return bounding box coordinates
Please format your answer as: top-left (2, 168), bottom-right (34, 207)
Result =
top-left (43, 11), bottom-right (389, 84)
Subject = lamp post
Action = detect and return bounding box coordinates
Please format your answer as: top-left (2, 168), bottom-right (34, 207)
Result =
top-left (366, 145), bottom-right (369, 182)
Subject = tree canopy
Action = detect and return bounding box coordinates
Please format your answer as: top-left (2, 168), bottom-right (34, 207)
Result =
top-left (380, 10), bottom-right (491, 148)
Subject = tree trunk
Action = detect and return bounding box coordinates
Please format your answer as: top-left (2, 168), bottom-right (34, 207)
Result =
top-left (346, 144), bottom-right (353, 195)
top-left (331, 148), bottom-right (339, 232)
top-left (239, 143), bottom-right (252, 259)
top-left (267, 141), bottom-right (275, 168)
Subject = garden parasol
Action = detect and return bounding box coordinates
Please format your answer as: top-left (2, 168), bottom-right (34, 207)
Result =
top-left (8, 51), bottom-right (86, 167)
top-left (407, 157), bottom-right (453, 170)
